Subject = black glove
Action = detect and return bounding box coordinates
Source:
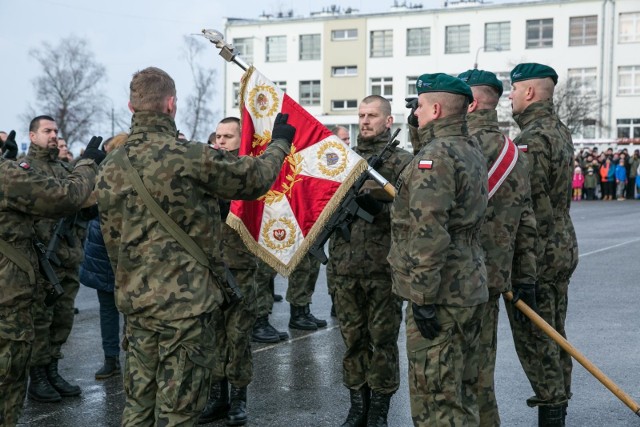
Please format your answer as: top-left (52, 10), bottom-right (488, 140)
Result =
top-left (3, 130), bottom-right (18, 160)
top-left (412, 303), bottom-right (441, 340)
top-left (271, 113), bottom-right (296, 145)
top-left (511, 283), bottom-right (537, 324)
top-left (355, 193), bottom-right (383, 216)
top-left (405, 97), bottom-right (419, 128)
top-left (81, 136), bottom-right (106, 165)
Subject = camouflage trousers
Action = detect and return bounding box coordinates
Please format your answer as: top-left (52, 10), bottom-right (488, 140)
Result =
top-left (122, 313), bottom-right (215, 427)
top-left (476, 296), bottom-right (500, 427)
top-left (211, 268), bottom-right (257, 388)
top-left (504, 278), bottom-right (571, 407)
top-left (406, 303), bottom-right (483, 427)
top-left (333, 275), bottom-right (402, 394)
top-left (286, 253), bottom-right (321, 306)
top-left (31, 273), bottom-right (80, 365)
top-left (0, 307), bottom-right (33, 427)
top-left (255, 260), bottom-right (276, 318)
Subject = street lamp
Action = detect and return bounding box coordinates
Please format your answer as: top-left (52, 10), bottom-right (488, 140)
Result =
top-left (474, 45), bottom-right (502, 69)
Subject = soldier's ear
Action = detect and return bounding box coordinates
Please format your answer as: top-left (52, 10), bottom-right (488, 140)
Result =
top-left (128, 101), bottom-right (135, 114)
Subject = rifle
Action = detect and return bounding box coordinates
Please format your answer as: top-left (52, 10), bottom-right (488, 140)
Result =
top-left (33, 239), bottom-right (65, 307)
top-left (45, 215), bottom-right (77, 267)
top-left (309, 128), bottom-right (401, 264)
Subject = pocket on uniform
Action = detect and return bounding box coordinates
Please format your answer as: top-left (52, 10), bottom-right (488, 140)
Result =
top-left (408, 323), bottom-right (453, 394)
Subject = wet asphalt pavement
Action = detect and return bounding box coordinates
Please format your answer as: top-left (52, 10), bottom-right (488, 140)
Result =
top-left (19, 201), bottom-right (640, 426)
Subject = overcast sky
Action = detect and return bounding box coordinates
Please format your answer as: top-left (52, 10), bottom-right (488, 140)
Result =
top-left (0, 0), bottom-right (528, 151)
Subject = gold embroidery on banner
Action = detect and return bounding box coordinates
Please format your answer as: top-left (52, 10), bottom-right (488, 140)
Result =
top-left (249, 85), bottom-right (279, 119)
top-left (252, 130), bottom-right (271, 149)
top-left (261, 217), bottom-right (297, 251)
top-left (259, 146), bottom-right (303, 205)
top-left (317, 140), bottom-right (348, 177)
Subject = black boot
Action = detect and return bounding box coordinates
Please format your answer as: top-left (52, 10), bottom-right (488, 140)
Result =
top-left (95, 356), bottom-right (121, 380)
top-left (289, 304), bottom-right (326, 330)
top-left (252, 315), bottom-right (281, 343)
top-left (341, 386), bottom-right (370, 427)
top-left (306, 305), bottom-right (328, 328)
top-left (199, 379), bottom-right (229, 424)
top-left (367, 391), bottom-right (391, 427)
top-left (46, 359), bottom-right (81, 397)
top-left (538, 405), bottom-right (565, 427)
top-left (226, 386), bottom-right (247, 426)
top-left (28, 366), bottom-right (61, 402)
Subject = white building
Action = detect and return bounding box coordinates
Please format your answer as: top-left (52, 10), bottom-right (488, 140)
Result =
top-left (222, 0), bottom-right (640, 151)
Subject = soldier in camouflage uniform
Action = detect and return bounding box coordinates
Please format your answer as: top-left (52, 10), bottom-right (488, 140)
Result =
top-left (508, 63), bottom-right (579, 426)
top-left (457, 69), bottom-right (538, 426)
top-left (24, 116), bottom-right (89, 402)
top-left (252, 260), bottom-right (288, 343)
top-left (0, 122), bottom-right (102, 426)
top-left (388, 74), bottom-right (488, 426)
top-left (286, 252), bottom-right (326, 330)
top-left (329, 95), bottom-right (412, 427)
top-left (95, 67), bottom-right (294, 426)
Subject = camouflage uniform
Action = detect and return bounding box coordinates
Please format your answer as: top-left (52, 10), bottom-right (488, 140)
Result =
top-left (511, 100), bottom-right (579, 407)
top-left (0, 158), bottom-right (96, 426)
top-left (466, 109), bottom-right (537, 426)
top-left (286, 253), bottom-right (320, 306)
top-left (255, 260), bottom-right (276, 318)
top-left (96, 111), bottom-right (289, 426)
top-left (388, 114), bottom-right (488, 426)
top-left (329, 129), bottom-right (412, 395)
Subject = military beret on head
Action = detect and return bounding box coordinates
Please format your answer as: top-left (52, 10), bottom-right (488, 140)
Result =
top-left (510, 63), bottom-right (558, 85)
top-left (416, 73), bottom-right (474, 103)
top-left (457, 69), bottom-right (504, 97)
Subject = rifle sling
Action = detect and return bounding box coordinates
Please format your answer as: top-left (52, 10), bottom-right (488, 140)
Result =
top-left (0, 238), bottom-right (36, 284)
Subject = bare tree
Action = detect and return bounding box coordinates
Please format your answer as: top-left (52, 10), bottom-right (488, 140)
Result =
top-left (180, 36), bottom-right (217, 141)
top-left (553, 79), bottom-right (607, 139)
top-left (26, 36), bottom-right (107, 150)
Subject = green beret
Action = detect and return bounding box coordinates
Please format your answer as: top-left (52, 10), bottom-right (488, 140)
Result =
top-left (416, 73), bottom-right (473, 103)
top-left (457, 69), bottom-right (504, 97)
top-left (510, 63), bottom-right (558, 85)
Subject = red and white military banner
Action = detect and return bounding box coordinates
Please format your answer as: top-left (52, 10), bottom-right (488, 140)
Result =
top-left (226, 66), bottom-right (368, 276)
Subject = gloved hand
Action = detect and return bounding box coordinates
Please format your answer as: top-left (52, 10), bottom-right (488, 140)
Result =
top-left (405, 97), bottom-right (419, 128)
top-left (81, 136), bottom-right (106, 165)
top-left (511, 283), bottom-right (537, 323)
top-left (412, 303), bottom-right (441, 340)
top-left (355, 192), bottom-right (383, 216)
top-left (3, 130), bottom-right (18, 160)
top-left (271, 113), bottom-right (296, 146)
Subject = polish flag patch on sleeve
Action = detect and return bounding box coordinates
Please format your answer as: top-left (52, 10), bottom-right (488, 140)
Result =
top-left (418, 160), bottom-right (433, 169)
top-left (517, 144), bottom-right (528, 152)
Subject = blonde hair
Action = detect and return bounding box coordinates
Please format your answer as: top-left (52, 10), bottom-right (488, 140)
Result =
top-left (105, 132), bottom-right (128, 153)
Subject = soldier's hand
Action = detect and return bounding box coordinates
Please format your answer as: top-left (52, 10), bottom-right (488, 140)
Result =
top-left (405, 97), bottom-right (419, 128)
top-left (412, 303), bottom-right (441, 340)
top-left (511, 283), bottom-right (537, 324)
top-left (81, 136), bottom-right (106, 165)
top-left (3, 130), bottom-right (18, 160)
top-left (355, 193), bottom-right (383, 216)
top-left (271, 113), bottom-right (296, 146)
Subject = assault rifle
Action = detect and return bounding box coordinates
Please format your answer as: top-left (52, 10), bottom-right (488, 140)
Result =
top-left (309, 128), bottom-right (401, 264)
top-left (45, 215), bottom-right (77, 267)
top-left (33, 239), bottom-right (65, 307)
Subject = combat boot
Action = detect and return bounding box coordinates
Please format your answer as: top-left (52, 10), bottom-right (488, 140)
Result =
top-left (367, 391), bottom-right (391, 427)
top-left (28, 366), bottom-right (62, 402)
top-left (227, 385), bottom-right (247, 426)
top-left (252, 315), bottom-right (281, 343)
top-left (341, 386), bottom-right (370, 427)
top-left (199, 379), bottom-right (229, 424)
top-left (289, 304), bottom-right (326, 330)
top-left (46, 358), bottom-right (81, 397)
top-left (95, 356), bottom-right (121, 379)
top-left (538, 405), bottom-right (565, 427)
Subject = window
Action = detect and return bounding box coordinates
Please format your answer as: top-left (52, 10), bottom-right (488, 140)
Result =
top-left (273, 81), bottom-right (287, 93)
top-left (299, 80), bottom-right (320, 106)
top-left (370, 77), bottom-right (393, 100)
top-left (618, 66), bottom-right (640, 95)
top-left (485, 22), bottom-right (510, 51)
top-left (526, 19), bottom-right (553, 48)
top-left (495, 72), bottom-right (512, 95)
top-left (407, 76), bottom-right (419, 96)
top-left (445, 25), bottom-right (470, 54)
top-left (617, 118), bottom-right (640, 139)
top-left (619, 12), bottom-right (640, 43)
top-left (406, 27), bottom-right (430, 56)
top-left (370, 30), bottom-right (393, 57)
top-left (569, 16), bottom-right (597, 46)
top-left (332, 29), bottom-right (358, 40)
top-left (232, 82), bottom-right (240, 108)
top-left (581, 119), bottom-right (596, 139)
top-left (332, 66), bottom-right (358, 77)
top-left (567, 68), bottom-right (597, 97)
top-left (332, 100), bottom-right (358, 110)
top-left (299, 34), bottom-right (320, 60)
top-left (266, 36), bottom-right (286, 62)
top-left (233, 38), bottom-right (254, 64)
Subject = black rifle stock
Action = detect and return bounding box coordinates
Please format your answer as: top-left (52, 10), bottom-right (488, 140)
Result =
top-left (309, 128), bottom-right (401, 264)
top-left (45, 216), bottom-right (76, 267)
top-left (33, 240), bottom-right (65, 307)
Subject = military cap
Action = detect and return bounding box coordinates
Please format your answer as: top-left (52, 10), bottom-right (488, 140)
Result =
top-left (510, 63), bottom-right (558, 85)
top-left (416, 73), bottom-right (474, 103)
top-left (457, 69), bottom-right (504, 97)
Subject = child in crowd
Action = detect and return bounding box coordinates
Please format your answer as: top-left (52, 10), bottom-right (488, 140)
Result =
top-left (572, 166), bottom-right (584, 201)
top-left (615, 158), bottom-right (627, 201)
top-left (584, 165), bottom-right (597, 200)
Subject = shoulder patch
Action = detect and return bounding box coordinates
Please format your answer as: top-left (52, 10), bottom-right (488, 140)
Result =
top-left (517, 144), bottom-right (528, 152)
top-left (418, 160), bottom-right (433, 170)
top-left (18, 161), bottom-right (30, 170)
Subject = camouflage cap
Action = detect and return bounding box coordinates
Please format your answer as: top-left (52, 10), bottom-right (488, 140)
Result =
top-left (510, 63), bottom-right (558, 85)
top-left (457, 69), bottom-right (504, 97)
top-left (416, 73), bottom-right (474, 103)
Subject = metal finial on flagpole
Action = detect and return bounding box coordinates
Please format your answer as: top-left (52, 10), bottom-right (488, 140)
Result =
top-left (200, 29), bottom-right (249, 71)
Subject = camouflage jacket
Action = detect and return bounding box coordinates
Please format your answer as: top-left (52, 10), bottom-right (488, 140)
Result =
top-left (26, 144), bottom-right (87, 272)
top-left (96, 111), bottom-right (289, 320)
top-left (328, 129), bottom-right (412, 279)
top-left (514, 100), bottom-right (578, 282)
top-left (467, 109), bottom-right (537, 296)
top-left (388, 114), bottom-right (488, 307)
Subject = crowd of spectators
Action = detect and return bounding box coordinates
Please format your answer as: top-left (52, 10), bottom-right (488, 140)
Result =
top-left (573, 146), bottom-right (640, 201)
